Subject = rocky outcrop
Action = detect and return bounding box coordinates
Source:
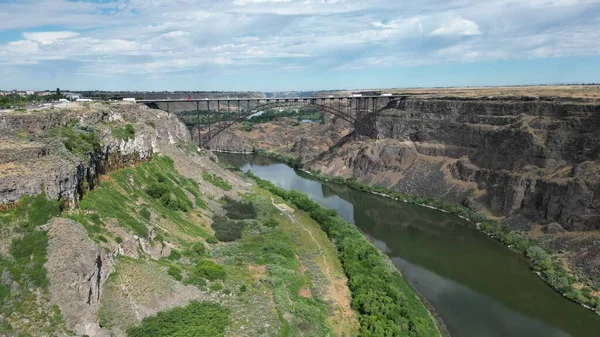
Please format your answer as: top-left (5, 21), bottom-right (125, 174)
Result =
top-left (46, 218), bottom-right (115, 337)
top-left (312, 98), bottom-right (600, 231)
top-left (0, 104), bottom-right (191, 207)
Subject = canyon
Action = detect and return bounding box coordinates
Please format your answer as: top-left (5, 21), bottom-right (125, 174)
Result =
top-left (204, 90), bottom-right (600, 282)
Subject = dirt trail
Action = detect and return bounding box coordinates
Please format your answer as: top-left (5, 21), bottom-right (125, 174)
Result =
top-left (271, 199), bottom-right (331, 278)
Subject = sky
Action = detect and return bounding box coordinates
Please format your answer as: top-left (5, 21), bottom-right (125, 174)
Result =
top-left (0, 0), bottom-right (600, 91)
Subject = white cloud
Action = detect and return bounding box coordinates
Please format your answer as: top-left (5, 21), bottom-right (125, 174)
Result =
top-left (0, 0), bottom-right (599, 86)
top-left (23, 31), bottom-right (79, 45)
top-left (431, 17), bottom-right (482, 36)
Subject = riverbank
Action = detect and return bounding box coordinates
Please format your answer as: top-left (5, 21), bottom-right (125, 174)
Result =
top-left (244, 148), bottom-right (600, 315)
top-left (246, 171), bottom-right (442, 337)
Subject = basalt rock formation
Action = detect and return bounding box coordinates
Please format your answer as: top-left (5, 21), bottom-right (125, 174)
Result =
top-left (313, 98), bottom-right (600, 232)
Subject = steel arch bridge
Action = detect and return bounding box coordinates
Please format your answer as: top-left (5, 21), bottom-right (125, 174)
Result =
top-left (138, 96), bottom-right (401, 148)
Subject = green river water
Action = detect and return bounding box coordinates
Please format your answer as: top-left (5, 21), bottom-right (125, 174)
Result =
top-left (218, 153), bottom-right (600, 337)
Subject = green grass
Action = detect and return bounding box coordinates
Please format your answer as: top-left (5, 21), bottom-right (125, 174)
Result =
top-left (9, 230), bottom-right (49, 288)
top-left (71, 156), bottom-right (210, 240)
top-left (202, 171), bottom-right (232, 191)
top-left (50, 124), bottom-right (102, 158)
top-left (216, 193), bottom-right (332, 336)
top-left (12, 190), bottom-right (61, 229)
top-left (0, 192), bottom-right (71, 335)
top-left (111, 123), bottom-right (135, 140)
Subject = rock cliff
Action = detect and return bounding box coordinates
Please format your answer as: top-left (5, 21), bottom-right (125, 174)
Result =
top-left (313, 98), bottom-right (600, 231)
top-left (0, 103), bottom-right (189, 208)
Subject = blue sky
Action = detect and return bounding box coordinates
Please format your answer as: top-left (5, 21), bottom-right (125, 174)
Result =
top-left (0, 0), bottom-right (599, 91)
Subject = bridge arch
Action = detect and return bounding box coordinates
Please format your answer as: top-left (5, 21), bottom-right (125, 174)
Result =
top-left (141, 96), bottom-right (400, 148)
top-left (195, 100), bottom-right (378, 147)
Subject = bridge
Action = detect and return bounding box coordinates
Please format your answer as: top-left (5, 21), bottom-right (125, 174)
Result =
top-left (138, 95), bottom-right (403, 147)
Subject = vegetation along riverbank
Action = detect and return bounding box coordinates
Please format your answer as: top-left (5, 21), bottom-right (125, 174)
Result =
top-left (250, 148), bottom-right (600, 314)
top-left (246, 171), bottom-right (442, 337)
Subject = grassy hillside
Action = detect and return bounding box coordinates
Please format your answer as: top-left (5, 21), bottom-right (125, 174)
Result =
top-left (0, 150), bottom-right (360, 336)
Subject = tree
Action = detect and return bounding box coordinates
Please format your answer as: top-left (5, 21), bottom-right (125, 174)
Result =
top-left (56, 87), bottom-right (61, 97)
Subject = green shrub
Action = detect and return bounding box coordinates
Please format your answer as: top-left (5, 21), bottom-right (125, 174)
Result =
top-left (145, 183), bottom-right (169, 199)
top-left (167, 249), bottom-right (182, 261)
top-left (252, 148), bottom-right (303, 169)
top-left (193, 242), bottom-right (207, 256)
top-left (51, 125), bottom-right (102, 157)
top-left (206, 236), bottom-right (219, 244)
top-left (159, 193), bottom-right (189, 212)
top-left (125, 124), bottom-right (135, 138)
top-left (111, 123), bottom-right (135, 140)
top-left (126, 302), bottom-right (229, 337)
top-left (155, 173), bottom-right (168, 183)
top-left (167, 266), bottom-right (183, 281)
top-left (192, 260), bottom-right (226, 281)
top-left (264, 218), bottom-right (279, 228)
top-left (222, 197), bottom-right (256, 220)
top-left (239, 284), bottom-right (247, 293)
top-left (115, 236), bottom-right (123, 244)
top-left (139, 207), bottom-right (151, 221)
top-left (211, 216), bottom-right (245, 242)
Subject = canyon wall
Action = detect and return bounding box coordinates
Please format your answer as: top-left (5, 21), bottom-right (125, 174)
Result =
top-left (312, 98), bottom-right (600, 231)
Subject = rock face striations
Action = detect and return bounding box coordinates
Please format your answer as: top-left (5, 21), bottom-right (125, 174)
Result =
top-left (311, 98), bottom-right (600, 231)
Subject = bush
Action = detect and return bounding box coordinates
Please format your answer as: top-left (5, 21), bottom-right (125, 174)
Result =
top-left (126, 302), bottom-right (228, 337)
top-left (125, 124), bottom-right (135, 138)
top-left (51, 125), bottom-right (102, 157)
top-left (185, 274), bottom-right (207, 288)
top-left (211, 216), bottom-right (245, 242)
top-left (111, 123), bottom-right (135, 140)
top-left (222, 197), bottom-right (256, 220)
top-left (193, 242), bottom-right (207, 256)
top-left (206, 236), bottom-right (219, 244)
top-left (167, 249), bottom-right (182, 261)
top-left (239, 284), bottom-right (247, 293)
top-left (264, 218), bottom-right (279, 228)
top-left (167, 266), bottom-right (183, 281)
top-left (159, 193), bottom-right (189, 212)
top-left (139, 207), bottom-right (151, 221)
top-left (145, 182), bottom-right (169, 199)
top-left (192, 260), bottom-right (226, 281)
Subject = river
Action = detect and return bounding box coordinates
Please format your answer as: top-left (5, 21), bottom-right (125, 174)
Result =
top-left (218, 153), bottom-right (600, 337)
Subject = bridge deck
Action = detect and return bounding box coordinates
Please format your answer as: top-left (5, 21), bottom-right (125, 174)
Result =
top-left (137, 95), bottom-right (402, 103)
